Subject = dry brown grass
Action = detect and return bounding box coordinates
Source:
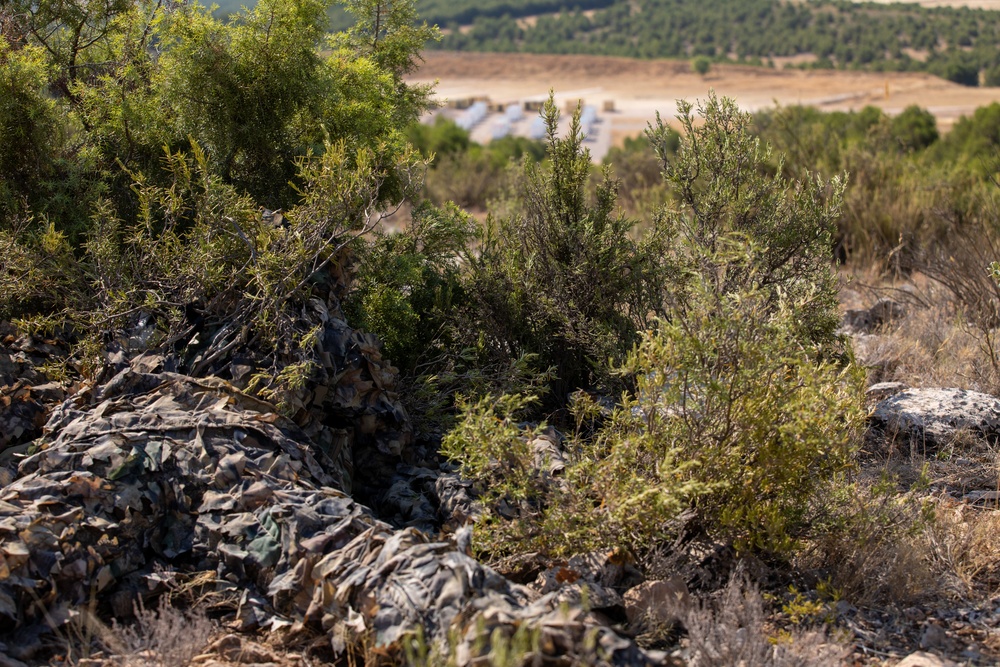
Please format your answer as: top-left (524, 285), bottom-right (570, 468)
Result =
top-left (926, 503), bottom-right (1000, 600)
top-left (806, 465), bottom-right (999, 611)
top-left (676, 577), bottom-right (851, 667)
top-left (843, 267), bottom-right (1000, 393)
top-left (805, 263), bottom-right (1000, 615)
top-left (809, 481), bottom-right (940, 607)
top-left (104, 598), bottom-right (215, 667)
top-left (54, 597), bottom-right (216, 667)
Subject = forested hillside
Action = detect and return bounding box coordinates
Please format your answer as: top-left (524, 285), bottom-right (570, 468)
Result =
top-left (213, 0), bottom-right (617, 32)
top-left (431, 0), bottom-right (1000, 86)
top-left (208, 0), bottom-right (1000, 87)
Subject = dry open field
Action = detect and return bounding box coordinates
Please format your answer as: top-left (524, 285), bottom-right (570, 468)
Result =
top-left (858, 0), bottom-right (1000, 7)
top-left (408, 51), bottom-right (1000, 159)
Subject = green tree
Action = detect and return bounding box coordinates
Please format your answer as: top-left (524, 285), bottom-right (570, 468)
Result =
top-left (692, 55), bottom-right (711, 76)
top-left (891, 105), bottom-right (938, 152)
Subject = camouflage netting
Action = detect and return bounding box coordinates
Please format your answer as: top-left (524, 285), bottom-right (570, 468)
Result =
top-left (96, 304), bottom-right (414, 505)
top-left (0, 327), bottom-right (78, 496)
top-left (0, 362), bottom-right (658, 665)
top-left (0, 243), bottom-right (661, 664)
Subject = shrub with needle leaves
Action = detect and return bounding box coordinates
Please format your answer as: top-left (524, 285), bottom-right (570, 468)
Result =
top-left (445, 94), bottom-right (865, 560)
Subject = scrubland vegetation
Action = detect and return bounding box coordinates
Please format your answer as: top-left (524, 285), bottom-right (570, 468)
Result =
top-left (3, 0), bottom-right (1000, 665)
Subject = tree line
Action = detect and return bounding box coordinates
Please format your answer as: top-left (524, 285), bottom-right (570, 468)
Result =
top-left (433, 0), bottom-right (1000, 87)
top-left (211, 0), bottom-right (617, 32)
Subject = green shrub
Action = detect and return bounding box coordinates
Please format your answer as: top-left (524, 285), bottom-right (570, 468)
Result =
top-left (0, 0), bottom-right (438, 391)
top-left (891, 105), bottom-right (939, 152)
top-left (0, 37), bottom-right (60, 220)
top-left (6, 0), bottom-right (436, 234)
top-left (603, 133), bottom-right (674, 219)
top-left (692, 55), bottom-right (711, 76)
top-left (421, 150), bottom-right (513, 209)
top-left (621, 280), bottom-right (865, 552)
top-left (0, 217), bottom-right (88, 321)
top-left (460, 97), bottom-right (670, 401)
top-left (648, 94), bottom-right (845, 351)
top-left (412, 119), bottom-right (546, 210)
top-left (445, 276), bottom-right (865, 558)
top-left (936, 102), bottom-right (1000, 165)
top-left (31, 133), bottom-right (425, 386)
top-left (86, 143), bottom-right (263, 330)
top-left (407, 116), bottom-right (471, 160)
top-left (446, 95), bottom-right (865, 559)
top-left (347, 201), bottom-right (474, 373)
top-left (155, 0), bottom-right (425, 209)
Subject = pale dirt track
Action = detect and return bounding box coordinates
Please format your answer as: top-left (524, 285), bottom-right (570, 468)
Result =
top-left (408, 51), bottom-right (1000, 159)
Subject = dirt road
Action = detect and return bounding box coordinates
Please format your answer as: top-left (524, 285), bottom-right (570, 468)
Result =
top-left (408, 51), bottom-right (1000, 160)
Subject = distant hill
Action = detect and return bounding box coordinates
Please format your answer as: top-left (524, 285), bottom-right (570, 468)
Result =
top-left (209, 0), bottom-right (1000, 87)
top-left (392, 0), bottom-right (618, 26)
top-left (858, 0), bottom-right (1000, 7)
top-left (430, 0), bottom-right (1000, 88)
top-left (210, 0), bottom-right (616, 32)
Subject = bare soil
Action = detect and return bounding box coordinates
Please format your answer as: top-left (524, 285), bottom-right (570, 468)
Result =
top-left (409, 51), bottom-right (1000, 145)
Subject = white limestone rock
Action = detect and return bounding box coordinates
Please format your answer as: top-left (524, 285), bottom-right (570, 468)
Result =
top-left (870, 387), bottom-right (1000, 447)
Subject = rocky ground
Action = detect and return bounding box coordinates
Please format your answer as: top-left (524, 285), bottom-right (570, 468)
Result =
top-left (838, 283), bottom-right (1000, 667)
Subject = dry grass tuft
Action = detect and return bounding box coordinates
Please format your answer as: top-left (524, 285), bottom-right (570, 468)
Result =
top-left (844, 269), bottom-right (1000, 393)
top-left (674, 577), bottom-right (851, 667)
top-left (926, 502), bottom-right (1000, 600)
top-left (103, 597), bottom-right (215, 667)
top-left (837, 261), bottom-right (1000, 612)
top-left (831, 533), bottom-right (936, 608)
top-left (809, 481), bottom-right (939, 608)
